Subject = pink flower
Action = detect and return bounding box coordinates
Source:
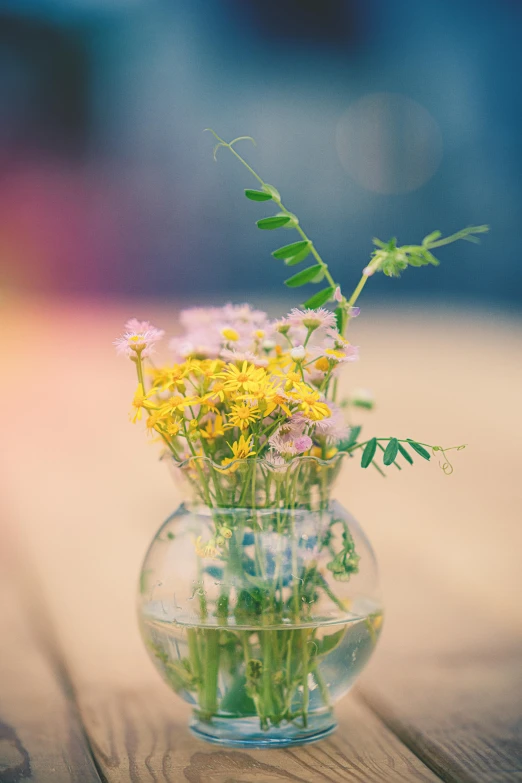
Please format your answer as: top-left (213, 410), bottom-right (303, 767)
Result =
top-left (221, 303), bottom-right (268, 327)
top-left (114, 322), bottom-right (164, 358)
top-left (220, 349), bottom-right (268, 367)
top-left (325, 344), bottom-right (359, 363)
top-left (125, 318), bottom-right (158, 332)
top-left (173, 304), bottom-right (271, 362)
top-left (334, 286), bottom-right (342, 303)
top-left (179, 307), bottom-right (220, 329)
top-left (288, 308), bottom-right (337, 332)
top-left (269, 417), bottom-right (311, 456)
top-left (169, 335), bottom-right (221, 360)
top-left (294, 435), bottom-right (313, 453)
top-left (313, 404), bottom-right (350, 443)
top-left (272, 317), bottom-right (292, 335)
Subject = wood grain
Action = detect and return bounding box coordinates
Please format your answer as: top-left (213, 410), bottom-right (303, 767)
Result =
top-left (75, 685), bottom-right (441, 782)
top-left (1, 296), bottom-right (521, 782)
top-left (360, 645), bottom-right (522, 783)
top-left (0, 524), bottom-right (101, 783)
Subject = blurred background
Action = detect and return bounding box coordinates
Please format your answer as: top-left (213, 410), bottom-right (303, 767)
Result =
top-left (0, 0), bottom-right (521, 307)
top-left (1, 6), bottom-right (522, 774)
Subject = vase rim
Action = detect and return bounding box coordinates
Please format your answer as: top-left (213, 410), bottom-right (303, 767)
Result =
top-left (160, 452), bottom-right (349, 472)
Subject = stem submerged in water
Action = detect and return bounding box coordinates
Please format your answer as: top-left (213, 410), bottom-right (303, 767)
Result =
top-left (200, 629), bottom-right (219, 720)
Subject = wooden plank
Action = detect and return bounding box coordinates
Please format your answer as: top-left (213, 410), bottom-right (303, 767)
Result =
top-left (0, 522), bottom-right (101, 783)
top-left (1, 297), bottom-right (521, 781)
top-left (76, 684), bottom-right (441, 782)
top-left (360, 644), bottom-right (522, 783)
top-left (346, 310), bottom-right (522, 783)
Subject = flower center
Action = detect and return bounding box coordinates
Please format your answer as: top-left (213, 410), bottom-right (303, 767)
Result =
top-left (222, 327), bottom-right (239, 341)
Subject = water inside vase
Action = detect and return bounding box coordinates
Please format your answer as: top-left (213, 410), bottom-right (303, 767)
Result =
top-left (140, 608), bottom-right (383, 731)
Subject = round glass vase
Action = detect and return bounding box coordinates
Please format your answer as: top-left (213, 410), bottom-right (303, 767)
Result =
top-left (137, 456), bottom-right (382, 748)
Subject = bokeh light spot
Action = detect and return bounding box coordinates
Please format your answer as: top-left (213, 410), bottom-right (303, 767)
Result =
top-left (336, 93), bottom-right (443, 194)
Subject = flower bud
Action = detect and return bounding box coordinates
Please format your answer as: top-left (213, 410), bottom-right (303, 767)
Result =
top-left (290, 345), bottom-right (306, 361)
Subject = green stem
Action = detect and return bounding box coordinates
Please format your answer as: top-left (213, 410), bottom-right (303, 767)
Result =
top-left (346, 271), bottom-right (370, 311)
top-left (200, 629), bottom-right (219, 720)
top-left (134, 354), bottom-right (146, 389)
top-left (206, 132), bottom-right (339, 312)
top-left (187, 628), bottom-right (204, 708)
top-left (261, 627), bottom-right (274, 722)
top-left (301, 629), bottom-right (310, 728)
top-left (311, 662), bottom-right (331, 708)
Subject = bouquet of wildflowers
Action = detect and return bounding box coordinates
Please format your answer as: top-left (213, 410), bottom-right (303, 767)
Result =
top-left (119, 133), bottom-right (486, 741)
top-left (116, 131), bottom-right (486, 501)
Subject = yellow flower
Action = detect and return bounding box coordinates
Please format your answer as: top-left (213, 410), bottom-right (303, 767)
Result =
top-left (221, 327), bottom-right (240, 342)
top-left (196, 359), bottom-right (224, 379)
top-left (129, 384), bottom-right (155, 423)
top-left (200, 415), bottom-right (225, 443)
top-left (195, 536), bottom-right (218, 558)
top-left (276, 369), bottom-right (303, 391)
top-left (220, 434), bottom-right (256, 472)
top-left (218, 361), bottom-right (268, 393)
top-left (290, 382), bottom-right (331, 421)
top-left (311, 445), bottom-right (338, 459)
top-left (314, 357), bottom-right (330, 372)
top-left (240, 381), bottom-right (293, 418)
top-left (145, 411), bottom-right (162, 435)
top-left (325, 348), bottom-right (347, 362)
top-left (227, 402), bottom-right (260, 431)
top-left (200, 379), bottom-right (229, 407)
top-left (149, 364), bottom-right (187, 392)
top-left (158, 394), bottom-right (196, 417)
top-left (163, 420), bottom-right (181, 438)
top-left (267, 351), bottom-right (292, 372)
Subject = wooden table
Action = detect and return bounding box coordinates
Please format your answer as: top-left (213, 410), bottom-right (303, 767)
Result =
top-left (1, 295), bottom-right (521, 783)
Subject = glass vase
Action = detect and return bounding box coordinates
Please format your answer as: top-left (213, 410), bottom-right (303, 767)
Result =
top-left (137, 456), bottom-right (382, 748)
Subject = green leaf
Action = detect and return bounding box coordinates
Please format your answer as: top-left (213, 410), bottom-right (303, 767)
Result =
top-left (361, 438), bottom-right (377, 468)
top-left (262, 183), bottom-right (281, 200)
top-left (407, 439), bottom-right (431, 460)
top-left (338, 425), bottom-right (361, 451)
top-left (256, 215), bottom-right (291, 230)
top-left (219, 675), bottom-right (257, 716)
top-left (244, 189), bottom-right (272, 202)
top-left (284, 245), bottom-right (312, 266)
top-left (383, 438), bottom-right (399, 466)
top-left (372, 237), bottom-right (387, 249)
top-left (303, 287), bottom-right (334, 308)
top-left (317, 628), bottom-right (345, 657)
top-left (275, 211), bottom-right (298, 228)
top-left (334, 306), bottom-right (345, 333)
top-left (397, 442), bottom-right (414, 465)
top-left (421, 249), bottom-right (440, 266)
top-left (284, 264), bottom-right (323, 288)
top-left (272, 240), bottom-right (311, 260)
top-left (371, 459), bottom-right (386, 477)
top-left (352, 399), bottom-right (374, 411)
top-left (422, 230), bottom-right (442, 245)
